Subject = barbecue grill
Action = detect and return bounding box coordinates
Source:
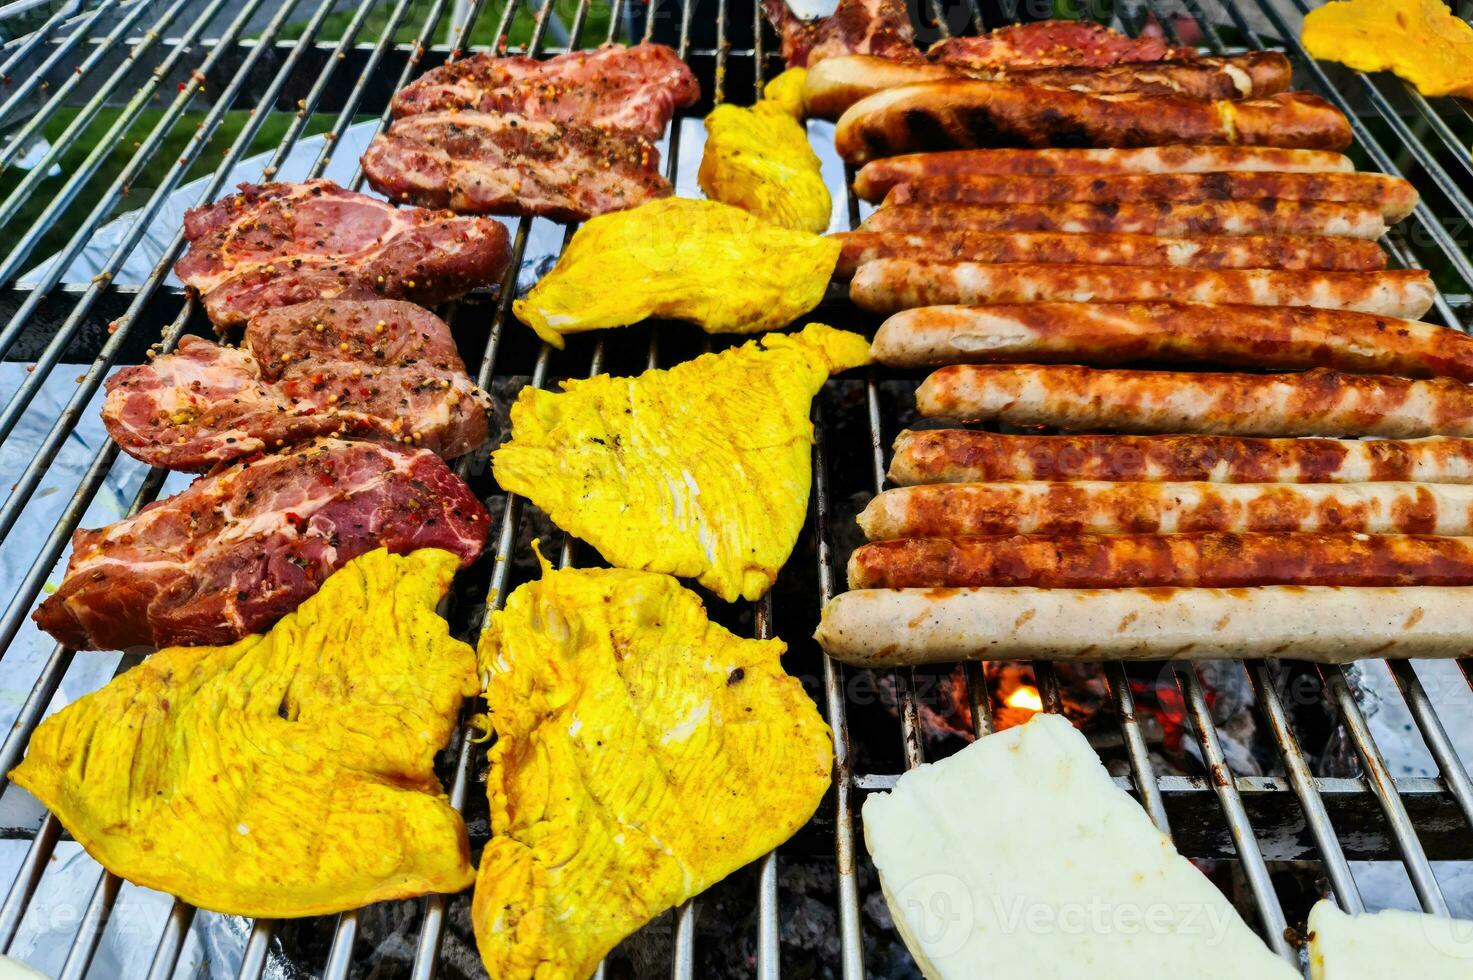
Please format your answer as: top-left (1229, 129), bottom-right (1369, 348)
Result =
top-left (0, 0), bottom-right (1471, 975)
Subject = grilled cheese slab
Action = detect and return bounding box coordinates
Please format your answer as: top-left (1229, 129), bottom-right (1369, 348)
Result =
top-left (1308, 900), bottom-right (1473, 979)
top-left (862, 713), bottom-right (1298, 979)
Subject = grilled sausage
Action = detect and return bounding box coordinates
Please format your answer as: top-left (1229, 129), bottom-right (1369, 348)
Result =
top-left (834, 83), bottom-right (1353, 164)
top-left (850, 261), bottom-right (1436, 318)
top-left (997, 50), bottom-right (1292, 99)
top-left (882, 172), bottom-right (1419, 221)
top-left (860, 201), bottom-right (1387, 239)
top-left (915, 364), bottom-right (1473, 438)
top-left (832, 231), bottom-right (1388, 279)
top-left (887, 431), bottom-right (1473, 485)
top-left (803, 56), bottom-right (959, 118)
top-left (872, 303), bottom-right (1473, 379)
top-left (859, 481), bottom-right (1473, 539)
top-left (846, 532), bottom-right (1473, 589)
top-left (852, 147), bottom-right (1356, 202)
top-left (804, 52), bottom-right (1293, 118)
top-left (814, 586), bottom-right (1473, 665)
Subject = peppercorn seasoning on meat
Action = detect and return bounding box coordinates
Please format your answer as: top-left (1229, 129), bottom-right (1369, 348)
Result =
top-left (511, 198), bottom-right (842, 347)
top-left (491, 323), bottom-right (871, 601)
top-left (473, 557), bottom-right (832, 980)
top-left (12, 549), bottom-right (479, 917)
top-left (699, 101), bottom-right (832, 232)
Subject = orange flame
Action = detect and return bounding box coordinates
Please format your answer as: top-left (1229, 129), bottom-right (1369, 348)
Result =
top-left (1004, 684), bottom-right (1043, 713)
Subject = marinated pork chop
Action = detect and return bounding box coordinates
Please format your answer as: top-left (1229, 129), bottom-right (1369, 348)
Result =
top-left (175, 181), bottom-right (512, 328)
top-left (761, 0), bottom-right (920, 67)
top-left (362, 112), bottom-right (670, 222)
top-left (103, 300), bottom-right (491, 470)
top-left (33, 439), bottom-right (489, 651)
top-left (390, 43), bottom-right (699, 142)
top-left (928, 19), bottom-right (1192, 70)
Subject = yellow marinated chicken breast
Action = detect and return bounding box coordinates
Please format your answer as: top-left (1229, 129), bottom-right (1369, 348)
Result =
top-left (764, 66), bottom-right (808, 117)
top-left (512, 197), bottom-right (841, 347)
top-left (699, 101), bottom-right (831, 232)
top-left (1304, 0), bottom-right (1473, 99)
top-left (473, 556), bottom-right (832, 980)
top-left (10, 549), bottom-right (478, 918)
top-left (491, 323), bottom-right (871, 601)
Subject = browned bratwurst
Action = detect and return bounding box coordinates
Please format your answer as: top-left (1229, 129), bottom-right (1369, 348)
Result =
top-left (846, 532), bottom-right (1473, 589)
top-left (915, 364), bottom-right (1473, 438)
top-left (887, 430), bottom-right (1473, 485)
top-left (881, 172), bottom-right (1419, 221)
top-left (803, 52), bottom-right (1293, 118)
top-left (860, 200), bottom-right (1387, 239)
top-left (832, 230), bottom-right (1388, 279)
top-left (834, 83), bottom-right (1353, 164)
top-left (849, 261), bottom-right (1436, 319)
top-left (852, 147), bottom-right (1355, 201)
top-left (871, 303), bottom-right (1473, 379)
top-left (858, 481), bottom-right (1473, 538)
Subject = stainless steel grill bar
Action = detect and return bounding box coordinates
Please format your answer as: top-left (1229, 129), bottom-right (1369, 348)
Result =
top-left (0, 0), bottom-right (283, 296)
top-left (1199, 0), bottom-right (1465, 328)
top-left (1320, 664), bottom-right (1450, 916)
top-left (718, 1), bottom-right (787, 973)
top-left (0, 0), bottom-right (231, 261)
top-left (398, 0), bottom-right (614, 970)
top-left (0, 0), bottom-right (80, 79)
top-left (1176, 0), bottom-right (1468, 924)
top-left (1174, 663), bottom-right (1296, 963)
top-left (0, 0), bottom-right (449, 970)
top-left (304, 0), bottom-right (489, 972)
top-left (659, 5), bottom-right (699, 976)
top-left (1386, 660), bottom-right (1473, 832)
top-left (234, 919), bottom-right (274, 979)
top-left (0, 0), bottom-right (385, 686)
top-left (1284, 0), bottom-right (1473, 252)
top-left (308, 0), bottom-right (426, 179)
top-left (1034, 659), bottom-right (1064, 714)
top-left (56, 868), bottom-right (121, 980)
top-left (0, 815), bottom-right (60, 951)
top-left (345, 0), bottom-right (456, 189)
top-left (1236, 0), bottom-right (1473, 312)
top-left (1385, 83), bottom-right (1473, 187)
top-left (1150, 0), bottom-right (1385, 917)
top-left (143, 900), bottom-right (196, 980)
top-left (0, 2), bottom-right (1469, 977)
top-left (298, 0), bottom-right (455, 956)
top-left (1246, 661), bottom-right (1365, 913)
top-left (812, 396), bottom-right (866, 980)
top-left (963, 662), bottom-right (991, 738)
top-left (0, 0), bottom-right (172, 167)
top-left (1103, 662), bottom-right (1171, 836)
top-left (0, 0), bottom-right (327, 473)
top-left (0, 458), bottom-right (162, 954)
top-left (865, 378), bottom-right (924, 770)
top-left (0, 0), bottom-right (121, 128)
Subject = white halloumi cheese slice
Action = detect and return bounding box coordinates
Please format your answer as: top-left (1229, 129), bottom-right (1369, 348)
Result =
top-left (861, 713), bottom-right (1299, 980)
top-left (1308, 900), bottom-right (1473, 978)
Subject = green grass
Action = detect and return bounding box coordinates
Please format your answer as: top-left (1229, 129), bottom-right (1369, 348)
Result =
top-left (0, 108), bottom-right (338, 276)
top-left (278, 0), bottom-right (618, 49)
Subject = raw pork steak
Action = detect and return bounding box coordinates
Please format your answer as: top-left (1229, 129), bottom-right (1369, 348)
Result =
top-left (390, 43), bottom-right (699, 142)
top-left (33, 439), bottom-right (489, 651)
top-left (175, 181), bottom-right (512, 328)
top-left (104, 299), bottom-right (491, 470)
top-left (362, 112), bottom-right (670, 222)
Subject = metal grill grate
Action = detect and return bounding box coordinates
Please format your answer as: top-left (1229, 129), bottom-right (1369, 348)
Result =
top-left (0, 0), bottom-right (1468, 976)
